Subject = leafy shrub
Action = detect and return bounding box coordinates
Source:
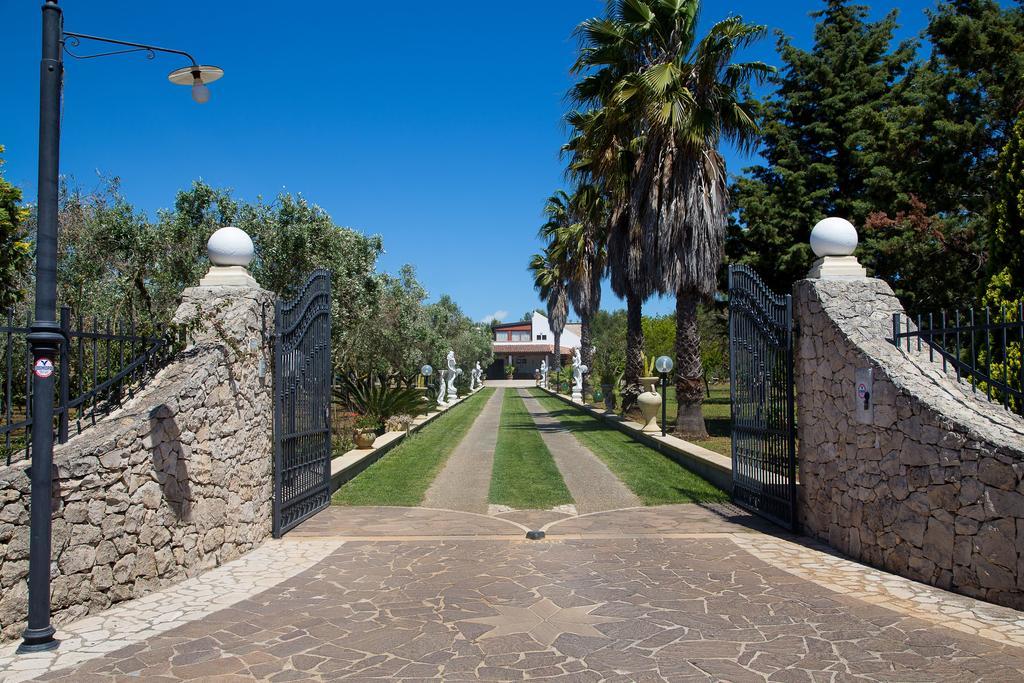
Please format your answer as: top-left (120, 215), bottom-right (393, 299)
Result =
top-left (334, 372), bottom-right (432, 432)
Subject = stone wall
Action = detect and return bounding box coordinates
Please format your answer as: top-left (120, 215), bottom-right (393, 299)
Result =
top-left (795, 277), bottom-right (1024, 609)
top-left (0, 285), bottom-right (275, 642)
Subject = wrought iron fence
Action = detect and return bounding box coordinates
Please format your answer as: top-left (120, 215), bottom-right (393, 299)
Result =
top-left (892, 303), bottom-right (1023, 415)
top-left (1, 306), bottom-right (185, 465)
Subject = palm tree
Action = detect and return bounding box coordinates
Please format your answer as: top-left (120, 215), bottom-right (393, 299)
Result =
top-left (542, 185), bottom-right (609, 402)
top-left (624, 9), bottom-right (770, 436)
top-left (528, 243), bottom-right (569, 377)
top-left (570, 0), bottom-right (769, 433)
top-left (565, 89), bottom-right (652, 412)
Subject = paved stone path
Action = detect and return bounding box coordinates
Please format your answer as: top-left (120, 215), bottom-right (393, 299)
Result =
top-left (6, 505), bottom-right (1024, 681)
top-left (422, 389), bottom-right (505, 513)
top-left (520, 390), bottom-right (641, 514)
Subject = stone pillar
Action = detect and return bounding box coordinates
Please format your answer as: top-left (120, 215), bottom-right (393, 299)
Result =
top-left (0, 226), bottom-right (276, 643)
top-left (793, 218), bottom-right (1024, 609)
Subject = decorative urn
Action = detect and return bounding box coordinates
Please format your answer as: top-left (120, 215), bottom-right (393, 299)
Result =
top-left (637, 380), bottom-right (662, 433)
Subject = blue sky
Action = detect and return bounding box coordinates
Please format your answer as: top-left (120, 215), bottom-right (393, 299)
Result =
top-left (4, 0), bottom-right (937, 322)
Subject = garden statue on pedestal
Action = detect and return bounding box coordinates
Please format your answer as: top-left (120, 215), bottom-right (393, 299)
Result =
top-left (472, 361), bottom-right (482, 390)
top-left (571, 347), bottom-right (588, 402)
top-left (436, 369), bottom-right (448, 407)
top-left (446, 350), bottom-right (462, 403)
top-left (540, 359), bottom-right (548, 389)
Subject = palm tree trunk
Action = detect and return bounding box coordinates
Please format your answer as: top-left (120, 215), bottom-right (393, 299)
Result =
top-left (674, 288), bottom-right (708, 438)
top-left (553, 331), bottom-right (562, 390)
top-left (580, 317), bottom-right (593, 403)
top-left (622, 289), bottom-right (644, 412)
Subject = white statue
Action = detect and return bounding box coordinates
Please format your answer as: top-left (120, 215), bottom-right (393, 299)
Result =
top-left (446, 350), bottom-right (462, 402)
top-left (540, 359), bottom-right (548, 389)
top-left (471, 361), bottom-right (482, 390)
top-left (571, 347), bottom-right (588, 402)
top-left (436, 370), bottom-right (448, 406)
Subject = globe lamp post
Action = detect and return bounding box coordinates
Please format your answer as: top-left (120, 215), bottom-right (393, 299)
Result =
top-left (655, 355), bottom-right (674, 437)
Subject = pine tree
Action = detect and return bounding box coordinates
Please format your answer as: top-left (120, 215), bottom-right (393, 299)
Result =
top-left (728, 0), bottom-right (916, 295)
top-left (862, 0), bottom-right (1024, 311)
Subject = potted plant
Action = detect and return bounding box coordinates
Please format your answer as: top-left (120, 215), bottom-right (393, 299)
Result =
top-left (598, 366), bottom-right (621, 413)
top-left (504, 363), bottom-right (516, 379)
top-left (640, 353), bottom-right (659, 393)
top-left (353, 414), bottom-right (379, 449)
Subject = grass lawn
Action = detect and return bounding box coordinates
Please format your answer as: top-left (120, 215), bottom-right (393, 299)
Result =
top-left (664, 384), bottom-right (731, 456)
top-left (529, 389), bottom-right (728, 506)
top-left (489, 391), bottom-right (573, 509)
top-left (332, 388), bottom-right (495, 506)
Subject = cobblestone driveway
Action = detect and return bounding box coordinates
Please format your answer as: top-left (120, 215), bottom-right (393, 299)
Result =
top-left (4, 505), bottom-right (1024, 681)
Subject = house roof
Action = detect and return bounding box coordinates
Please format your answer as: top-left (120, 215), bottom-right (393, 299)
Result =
top-left (492, 321), bottom-right (532, 330)
top-left (493, 343), bottom-right (572, 355)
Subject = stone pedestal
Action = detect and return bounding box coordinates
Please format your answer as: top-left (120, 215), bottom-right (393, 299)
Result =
top-left (199, 265), bottom-right (259, 287)
top-left (806, 255), bottom-right (867, 279)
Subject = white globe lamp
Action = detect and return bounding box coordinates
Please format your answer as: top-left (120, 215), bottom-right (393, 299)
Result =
top-left (807, 217), bottom-right (867, 279)
top-left (200, 226), bottom-right (258, 287)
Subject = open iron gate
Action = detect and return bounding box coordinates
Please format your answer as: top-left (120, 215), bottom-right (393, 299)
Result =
top-left (728, 265), bottom-right (797, 531)
top-left (273, 269), bottom-right (332, 537)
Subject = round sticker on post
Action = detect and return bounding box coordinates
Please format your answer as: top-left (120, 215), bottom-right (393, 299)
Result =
top-left (33, 357), bottom-right (54, 379)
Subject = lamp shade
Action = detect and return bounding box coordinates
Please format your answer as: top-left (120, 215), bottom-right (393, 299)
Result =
top-left (421, 365), bottom-right (433, 377)
top-left (655, 355), bottom-right (674, 374)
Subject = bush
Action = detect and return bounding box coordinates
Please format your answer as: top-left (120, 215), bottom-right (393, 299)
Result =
top-left (334, 371), bottom-right (432, 432)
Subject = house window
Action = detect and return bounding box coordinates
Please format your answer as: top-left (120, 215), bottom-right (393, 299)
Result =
top-left (510, 331), bottom-right (530, 341)
top-left (536, 334), bottom-right (547, 340)
top-left (515, 357), bottom-right (527, 365)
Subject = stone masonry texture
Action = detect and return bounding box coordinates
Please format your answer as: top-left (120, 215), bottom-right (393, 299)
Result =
top-left (0, 285), bottom-right (275, 642)
top-left (794, 276), bottom-right (1024, 609)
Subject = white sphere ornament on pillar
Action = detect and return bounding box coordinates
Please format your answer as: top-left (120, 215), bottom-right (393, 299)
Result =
top-left (806, 217), bottom-right (867, 279)
top-left (810, 217), bottom-right (858, 257)
top-left (207, 226), bottom-right (255, 267)
top-left (200, 226), bottom-right (258, 287)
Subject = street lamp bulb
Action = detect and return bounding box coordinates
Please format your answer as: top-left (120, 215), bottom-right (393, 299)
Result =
top-left (421, 365), bottom-right (433, 377)
top-left (655, 355), bottom-right (674, 374)
top-left (191, 79), bottom-right (210, 104)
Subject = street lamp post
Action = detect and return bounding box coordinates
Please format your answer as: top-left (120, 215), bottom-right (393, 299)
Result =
top-left (655, 355), bottom-right (673, 438)
top-left (20, 0), bottom-right (222, 654)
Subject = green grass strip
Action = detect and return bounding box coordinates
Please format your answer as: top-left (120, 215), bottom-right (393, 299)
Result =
top-left (528, 389), bottom-right (728, 506)
top-left (488, 391), bottom-right (573, 509)
top-left (332, 387), bottom-right (496, 506)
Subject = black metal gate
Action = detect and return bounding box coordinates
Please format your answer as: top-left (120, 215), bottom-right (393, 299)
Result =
top-left (727, 265), bottom-right (797, 530)
top-left (273, 269), bottom-right (332, 537)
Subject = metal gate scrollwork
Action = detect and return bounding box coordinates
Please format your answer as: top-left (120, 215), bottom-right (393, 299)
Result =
top-left (728, 265), bottom-right (797, 531)
top-left (273, 269), bottom-right (332, 537)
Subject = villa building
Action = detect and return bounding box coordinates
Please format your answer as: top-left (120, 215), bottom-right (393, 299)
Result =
top-left (487, 311), bottom-right (582, 379)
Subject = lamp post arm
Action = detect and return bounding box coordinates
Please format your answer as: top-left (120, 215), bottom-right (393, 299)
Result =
top-left (62, 31), bottom-right (199, 66)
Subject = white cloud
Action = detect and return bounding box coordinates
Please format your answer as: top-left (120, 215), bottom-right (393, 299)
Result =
top-left (479, 310), bottom-right (509, 324)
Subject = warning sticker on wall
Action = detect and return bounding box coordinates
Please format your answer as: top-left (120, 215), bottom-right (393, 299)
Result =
top-left (33, 358), bottom-right (54, 379)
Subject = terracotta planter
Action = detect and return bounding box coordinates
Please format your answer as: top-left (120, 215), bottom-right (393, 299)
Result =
top-left (354, 430), bottom-right (376, 449)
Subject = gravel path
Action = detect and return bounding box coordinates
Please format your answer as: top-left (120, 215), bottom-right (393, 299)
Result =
top-left (519, 390), bottom-right (641, 514)
top-left (421, 389), bottom-right (504, 513)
